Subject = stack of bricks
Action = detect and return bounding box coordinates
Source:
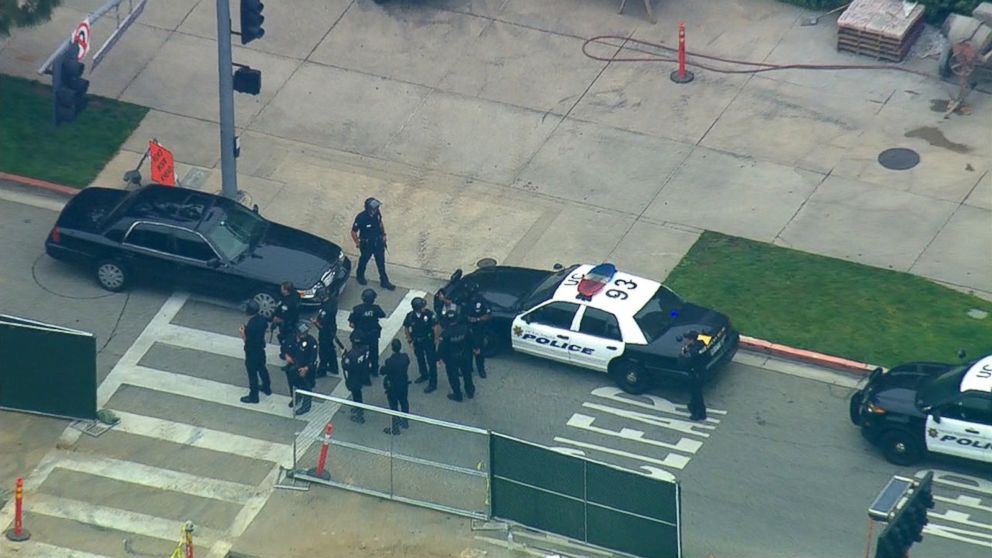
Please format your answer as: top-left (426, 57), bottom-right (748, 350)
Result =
top-left (837, 0), bottom-right (926, 62)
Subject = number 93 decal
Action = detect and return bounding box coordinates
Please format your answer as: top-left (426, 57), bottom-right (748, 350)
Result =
top-left (606, 279), bottom-right (637, 299)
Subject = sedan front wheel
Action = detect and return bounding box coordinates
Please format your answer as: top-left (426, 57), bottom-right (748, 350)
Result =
top-left (251, 291), bottom-right (279, 319)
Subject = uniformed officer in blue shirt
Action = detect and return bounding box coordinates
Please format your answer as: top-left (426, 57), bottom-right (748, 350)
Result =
top-left (311, 288), bottom-right (340, 377)
top-left (349, 288), bottom-right (386, 383)
top-left (350, 197), bottom-right (395, 290)
top-left (342, 332), bottom-right (372, 423)
top-left (285, 322), bottom-right (318, 415)
top-left (437, 308), bottom-right (475, 402)
top-left (403, 297), bottom-right (439, 393)
top-left (464, 283), bottom-right (492, 379)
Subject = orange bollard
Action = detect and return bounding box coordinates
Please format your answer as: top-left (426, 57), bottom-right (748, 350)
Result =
top-left (4, 477), bottom-right (31, 542)
top-left (670, 21), bottom-right (695, 84)
top-left (308, 422), bottom-right (333, 480)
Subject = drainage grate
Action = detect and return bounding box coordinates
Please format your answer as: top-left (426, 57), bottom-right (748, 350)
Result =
top-left (877, 148), bottom-right (920, 170)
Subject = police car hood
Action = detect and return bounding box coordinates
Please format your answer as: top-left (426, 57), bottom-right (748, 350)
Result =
top-left (644, 303), bottom-right (731, 354)
top-left (460, 266), bottom-right (551, 309)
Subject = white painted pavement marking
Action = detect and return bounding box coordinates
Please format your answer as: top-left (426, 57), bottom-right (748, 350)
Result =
top-left (935, 493), bottom-right (992, 513)
top-left (590, 387), bottom-right (726, 420)
top-left (917, 468), bottom-right (992, 549)
top-left (0, 541), bottom-right (113, 558)
top-left (226, 465), bottom-right (281, 538)
top-left (566, 413), bottom-right (703, 454)
top-left (553, 437), bottom-right (689, 473)
top-left (923, 522), bottom-right (992, 548)
top-left (24, 492), bottom-right (224, 545)
top-left (115, 363), bottom-right (293, 417)
top-left (50, 450), bottom-right (256, 505)
top-left (927, 469), bottom-right (992, 497)
top-left (156, 323), bottom-right (285, 367)
top-left (582, 402), bottom-right (716, 437)
top-left (112, 411), bottom-right (293, 465)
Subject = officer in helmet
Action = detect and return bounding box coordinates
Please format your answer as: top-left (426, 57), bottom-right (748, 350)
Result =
top-left (348, 288), bottom-right (386, 383)
top-left (403, 296), bottom-right (439, 393)
top-left (463, 282), bottom-right (492, 379)
top-left (437, 306), bottom-right (475, 402)
top-left (239, 300), bottom-right (271, 404)
top-left (311, 287), bottom-right (340, 377)
top-left (341, 331), bottom-right (372, 423)
top-left (351, 197), bottom-right (395, 290)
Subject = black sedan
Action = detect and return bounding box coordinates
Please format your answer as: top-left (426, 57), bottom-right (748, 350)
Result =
top-left (45, 184), bottom-right (350, 316)
top-left (440, 263), bottom-right (739, 393)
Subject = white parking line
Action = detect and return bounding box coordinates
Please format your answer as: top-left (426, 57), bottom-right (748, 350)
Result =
top-left (582, 402), bottom-right (716, 437)
top-left (0, 541), bottom-right (112, 558)
top-left (566, 414), bottom-right (703, 454)
top-left (553, 437), bottom-right (690, 471)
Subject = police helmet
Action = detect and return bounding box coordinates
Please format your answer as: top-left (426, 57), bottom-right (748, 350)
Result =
top-left (361, 288), bottom-right (377, 304)
top-left (365, 197), bottom-right (381, 211)
top-left (245, 300), bottom-right (260, 315)
top-left (411, 297), bottom-right (427, 311)
top-left (296, 322), bottom-right (310, 336)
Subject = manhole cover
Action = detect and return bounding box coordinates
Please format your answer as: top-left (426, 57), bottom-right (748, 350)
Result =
top-left (878, 148), bottom-right (920, 170)
top-left (477, 257), bottom-right (497, 268)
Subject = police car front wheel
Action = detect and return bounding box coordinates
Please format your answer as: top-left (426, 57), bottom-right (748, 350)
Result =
top-left (612, 361), bottom-right (650, 394)
top-left (881, 429), bottom-right (924, 466)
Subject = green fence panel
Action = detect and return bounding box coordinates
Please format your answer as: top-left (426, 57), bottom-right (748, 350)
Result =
top-left (586, 461), bottom-right (679, 524)
top-left (491, 477), bottom-right (586, 540)
top-left (490, 434), bottom-right (584, 497)
top-left (0, 318), bottom-right (96, 420)
top-left (587, 504), bottom-right (681, 558)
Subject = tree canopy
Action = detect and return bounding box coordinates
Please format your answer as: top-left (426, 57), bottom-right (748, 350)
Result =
top-left (1, 0), bottom-right (63, 37)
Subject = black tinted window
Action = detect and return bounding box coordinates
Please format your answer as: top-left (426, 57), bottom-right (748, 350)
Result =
top-left (527, 302), bottom-right (578, 329)
top-left (125, 224), bottom-right (171, 252)
top-left (944, 394), bottom-right (992, 425)
top-left (633, 286), bottom-right (684, 342)
top-left (173, 230), bottom-right (216, 261)
top-left (579, 307), bottom-right (622, 341)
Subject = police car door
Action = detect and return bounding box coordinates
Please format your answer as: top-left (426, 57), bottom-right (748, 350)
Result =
top-left (568, 306), bottom-right (624, 373)
top-left (925, 394), bottom-right (992, 463)
top-left (512, 301), bottom-right (580, 365)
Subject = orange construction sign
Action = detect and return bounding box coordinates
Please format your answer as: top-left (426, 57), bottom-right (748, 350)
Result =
top-left (148, 141), bottom-right (175, 186)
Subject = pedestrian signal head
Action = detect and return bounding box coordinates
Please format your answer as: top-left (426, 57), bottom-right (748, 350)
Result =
top-left (361, 288), bottom-right (377, 303)
top-left (411, 297), bottom-right (426, 311)
top-left (364, 197), bottom-right (381, 212)
top-left (245, 300), bottom-right (260, 315)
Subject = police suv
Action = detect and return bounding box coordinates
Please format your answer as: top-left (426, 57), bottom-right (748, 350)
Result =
top-left (441, 263), bottom-right (739, 394)
top-left (850, 354), bottom-right (992, 466)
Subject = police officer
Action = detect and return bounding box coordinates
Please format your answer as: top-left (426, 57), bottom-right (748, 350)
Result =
top-left (284, 322), bottom-right (318, 416)
top-left (434, 288), bottom-right (461, 329)
top-left (463, 283), bottom-right (492, 379)
top-left (381, 338), bottom-right (411, 435)
top-left (341, 332), bottom-right (372, 423)
top-left (437, 308), bottom-right (475, 402)
top-left (351, 197), bottom-right (395, 290)
top-left (311, 288), bottom-right (340, 377)
top-left (403, 297), bottom-right (439, 394)
top-left (239, 301), bottom-right (271, 404)
top-left (349, 288), bottom-right (386, 382)
top-left (682, 330), bottom-right (708, 421)
top-left (270, 281), bottom-right (300, 359)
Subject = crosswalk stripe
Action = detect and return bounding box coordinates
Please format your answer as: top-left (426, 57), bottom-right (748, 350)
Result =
top-left (25, 492), bottom-right (223, 545)
top-left (0, 541), bottom-right (113, 558)
top-left (111, 411), bottom-right (293, 465)
top-left (50, 450), bottom-right (256, 505)
top-left (155, 324), bottom-right (285, 366)
top-left (115, 363), bottom-right (294, 418)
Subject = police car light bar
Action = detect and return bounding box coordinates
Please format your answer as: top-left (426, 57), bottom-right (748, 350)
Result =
top-left (577, 263), bottom-right (616, 300)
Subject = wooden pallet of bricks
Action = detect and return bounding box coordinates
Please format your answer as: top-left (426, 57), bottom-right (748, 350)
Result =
top-left (836, 0), bottom-right (925, 62)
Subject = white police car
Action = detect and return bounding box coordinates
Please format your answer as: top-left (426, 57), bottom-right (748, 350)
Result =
top-left (851, 354), bottom-right (992, 466)
top-left (440, 263), bottom-right (739, 393)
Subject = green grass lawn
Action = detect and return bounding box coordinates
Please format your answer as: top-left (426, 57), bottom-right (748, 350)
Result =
top-left (0, 74), bottom-right (147, 188)
top-left (665, 232), bottom-right (992, 368)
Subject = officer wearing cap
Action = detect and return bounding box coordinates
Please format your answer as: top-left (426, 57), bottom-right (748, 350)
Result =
top-left (285, 322), bottom-right (318, 415)
top-left (437, 307), bottom-right (475, 402)
top-left (349, 288), bottom-right (386, 383)
top-left (342, 332), bottom-right (372, 423)
top-left (464, 282), bottom-right (492, 379)
top-left (381, 338), bottom-right (411, 435)
top-left (434, 288), bottom-right (461, 329)
top-left (681, 330), bottom-right (708, 421)
top-left (311, 288), bottom-right (340, 377)
top-left (351, 197), bottom-right (395, 291)
top-left (239, 300), bottom-right (271, 404)
top-left (403, 297), bottom-right (439, 393)
top-left (271, 281), bottom-right (300, 360)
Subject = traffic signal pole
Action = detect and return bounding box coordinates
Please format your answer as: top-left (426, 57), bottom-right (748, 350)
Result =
top-left (215, 0), bottom-right (238, 200)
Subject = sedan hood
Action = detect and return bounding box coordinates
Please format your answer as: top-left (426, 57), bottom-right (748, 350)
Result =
top-left (232, 223), bottom-right (340, 287)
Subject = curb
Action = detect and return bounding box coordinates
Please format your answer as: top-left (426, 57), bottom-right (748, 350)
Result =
top-left (739, 335), bottom-right (878, 375)
top-left (0, 171), bottom-right (883, 377)
top-left (0, 171), bottom-right (79, 197)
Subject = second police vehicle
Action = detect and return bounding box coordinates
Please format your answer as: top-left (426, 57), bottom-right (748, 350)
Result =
top-left (442, 262), bottom-right (739, 393)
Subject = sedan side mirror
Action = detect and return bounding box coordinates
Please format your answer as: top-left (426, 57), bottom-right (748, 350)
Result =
top-left (207, 258), bottom-right (221, 269)
top-left (931, 409), bottom-right (942, 423)
top-left (252, 204), bottom-right (259, 214)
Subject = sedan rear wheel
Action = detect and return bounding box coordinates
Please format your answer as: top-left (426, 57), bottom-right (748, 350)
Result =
top-left (96, 260), bottom-right (128, 292)
top-left (252, 291), bottom-right (279, 319)
top-left (612, 360), bottom-right (650, 394)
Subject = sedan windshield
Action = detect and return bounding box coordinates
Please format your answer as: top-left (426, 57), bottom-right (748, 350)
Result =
top-left (519, 265), bottom-right (579, 310)
top-left (199, 203), bottom-right (266, 261)
top-left (633, 286), bottom-right (685, 342)
top-left (918, 365), bottom-right (968, 408)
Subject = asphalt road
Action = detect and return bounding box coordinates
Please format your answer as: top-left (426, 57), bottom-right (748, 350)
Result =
top-left (1, 190), bottom-right (988, 558)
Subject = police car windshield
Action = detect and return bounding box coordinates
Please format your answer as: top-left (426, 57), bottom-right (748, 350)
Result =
top-left (919, 365), bottom-right (969, 407)
top-left (520, 265), bottom-right (580, 310)
top-left (633, 287), bottom-right (684, 342)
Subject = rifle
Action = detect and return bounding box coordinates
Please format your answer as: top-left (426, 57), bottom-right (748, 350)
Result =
top-left (333, 334), bottom-right (346, 351)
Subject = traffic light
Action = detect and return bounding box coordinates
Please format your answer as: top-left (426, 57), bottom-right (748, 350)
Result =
top-left (232, 66), bottom-right (261, 95)
top-left (52, 43), bottom-right (90, 126)
top-left (240, 0), bottom-right (265, 45)
top-left (875, 473), bottom-right (935, 558)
